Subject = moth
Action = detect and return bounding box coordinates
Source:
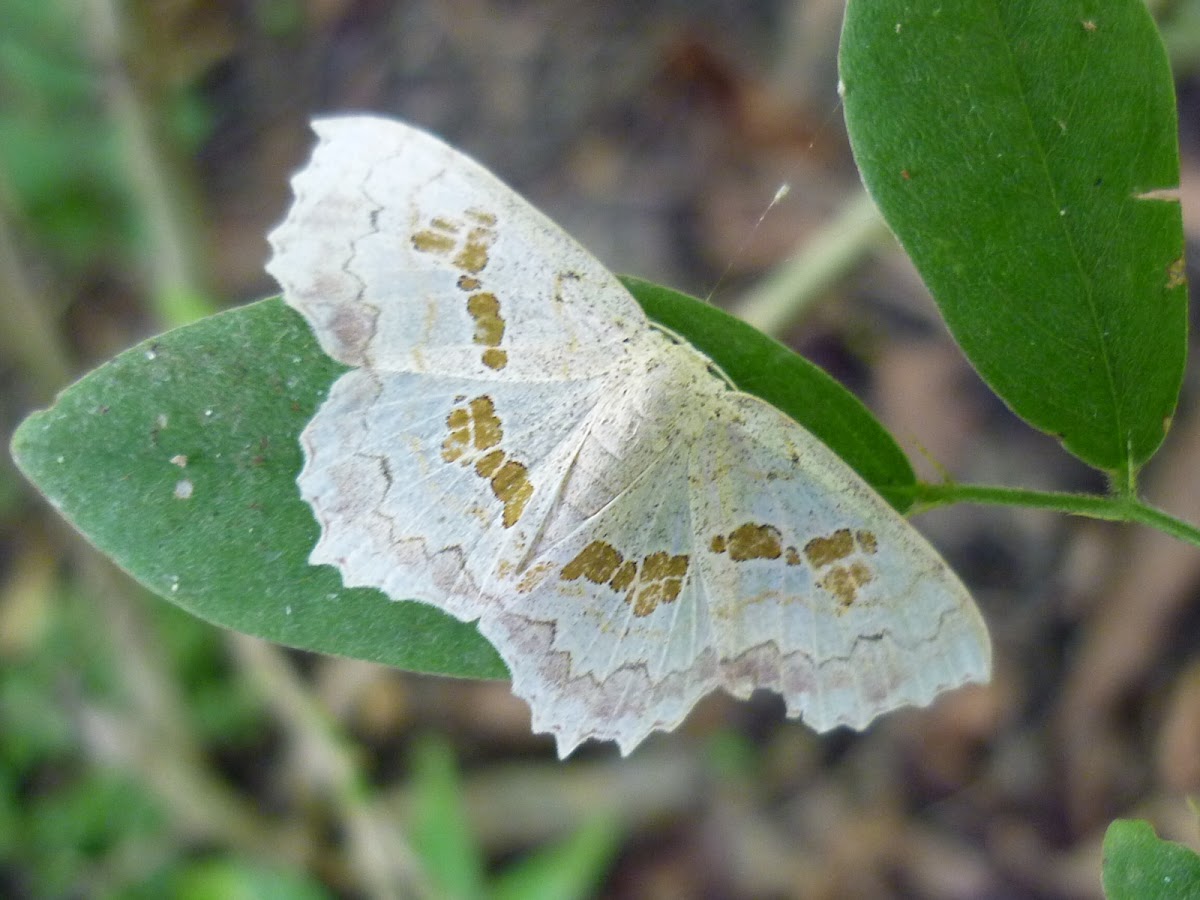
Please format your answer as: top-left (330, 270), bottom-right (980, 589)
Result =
top-left (267, 116), bottom-right (990, 756)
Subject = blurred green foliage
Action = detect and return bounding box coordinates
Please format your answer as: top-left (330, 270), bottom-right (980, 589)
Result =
top-left (0, 0), bottom-right (134, 264)
top-left (0, 0), bottom-right (212, 270)
top-left (411, 735), bottom-right (621, 900)
top-left (0, 573), bottom-right (269, 894)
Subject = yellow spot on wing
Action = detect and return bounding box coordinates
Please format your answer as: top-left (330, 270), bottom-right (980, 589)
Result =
top-left (469, 398), bottom-right (502, 448)
top-left (820, 561), bottom-right (875, 610)
top-left (560, 543), bottom-right (689, 617)
top-left (492, 459), bottom-right (532, 527)
top-left (632, 584), bottom-right (664, 617)
top-left (474, 449), bottom-right (505, 477)
top-left (561, 541), bottom-right (624, 583)
top-left (442, 410), bottom-right (470, 462)
top-left (632, 551), bottom-right (688, 616)
top-left (804, 529), bottom-right (854, 567)
top-left (411, 229), bottom-right (456, 254)
top-left (726, 523), bottom-right (782, 561)
top-left (440, 395), bottom-right (534, 528)
top-left (794, 528), bottom-right (882, 610)
top-left (610, 560), bottom-right (637, 592)
top-left (467, 293), bottom-right (504, 342)
top-left (411, 212), bottom-right (507, 370)
top-left (466, 291), bottom-right (507, 370)
top-left (454, 226), bottom-right (494, 273)
top-left (641, 551), bottom-right (688, 581)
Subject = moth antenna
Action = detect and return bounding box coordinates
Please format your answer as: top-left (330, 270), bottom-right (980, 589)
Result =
top-left (703, 181), bottom-right (792, 305)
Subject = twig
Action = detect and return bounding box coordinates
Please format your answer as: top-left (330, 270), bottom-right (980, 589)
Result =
top-left (0, 180), bottom-right (72, 398)
top-left (230, 635), bottom-right (434, 900)
top-left (75, 550), bottom-right (308, 864)
top-left (79, 0), bottom-right (215, 327)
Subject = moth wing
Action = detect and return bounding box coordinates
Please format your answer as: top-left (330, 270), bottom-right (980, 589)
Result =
top-left (472, 389), bottom-right (726, 757)
top-left (298, 370), bottom-right (609, 623)
top-left (267, 115), bottom-right (645, 381)
top-left (474, 384), bottom-right (990, 756)
top-left (689, 391), bottom-right (991, 732)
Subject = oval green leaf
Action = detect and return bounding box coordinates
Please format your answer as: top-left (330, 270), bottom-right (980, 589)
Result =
top-left (12, 282), bottom-right (915, 678)
top-left (11, 299), bottom-right (506, 679)
top-left (840, 0), bottom-right (1186, 475)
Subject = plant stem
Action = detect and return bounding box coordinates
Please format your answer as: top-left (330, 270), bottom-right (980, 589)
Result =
top-left (909, 481), bottom-right (1200, 548)
top-left (82, 0), bottom-right (215, 327)
top-left (230, 636), bottom-right (433, 899)
top-left (0, 189), bottom-right (72, 398)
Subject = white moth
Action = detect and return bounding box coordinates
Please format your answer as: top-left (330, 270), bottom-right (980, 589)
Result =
top-left (267, 115), bottom-right (990, 757)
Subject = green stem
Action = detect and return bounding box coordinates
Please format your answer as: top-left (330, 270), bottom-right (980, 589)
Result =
top-left (908, 481), bottom-right (1200, 548)
top-left (83, 0), bottom-right (216, 327)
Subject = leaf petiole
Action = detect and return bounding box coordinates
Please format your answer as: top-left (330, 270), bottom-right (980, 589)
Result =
top-left (907, 482), bottom-right (1200, 549)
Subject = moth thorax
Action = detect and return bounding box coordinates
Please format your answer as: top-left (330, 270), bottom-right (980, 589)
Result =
top-left (602, 343), bottom-right (710, 441)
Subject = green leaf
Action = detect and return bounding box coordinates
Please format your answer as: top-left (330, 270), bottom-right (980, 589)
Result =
top-left (840, 0), bottom-right (1186, 475)
top-left (1102, 819), bottom-right (1200, 899)
top-left (488, 815), bottom-right (620, 900)
top-left (170, 858), bottom-right (333, 900)
top-left (27, 772), bottom-right (164, 896)
top-left (11, 299), bottom-right (506, 680)
top-left (409, 735), bottom-right (486, 900)
top-left (12, 279), bottom-right (914, 679)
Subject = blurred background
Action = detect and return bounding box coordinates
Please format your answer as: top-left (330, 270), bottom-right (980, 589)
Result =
top-left (5, 0), bottom-right (1200, 896)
